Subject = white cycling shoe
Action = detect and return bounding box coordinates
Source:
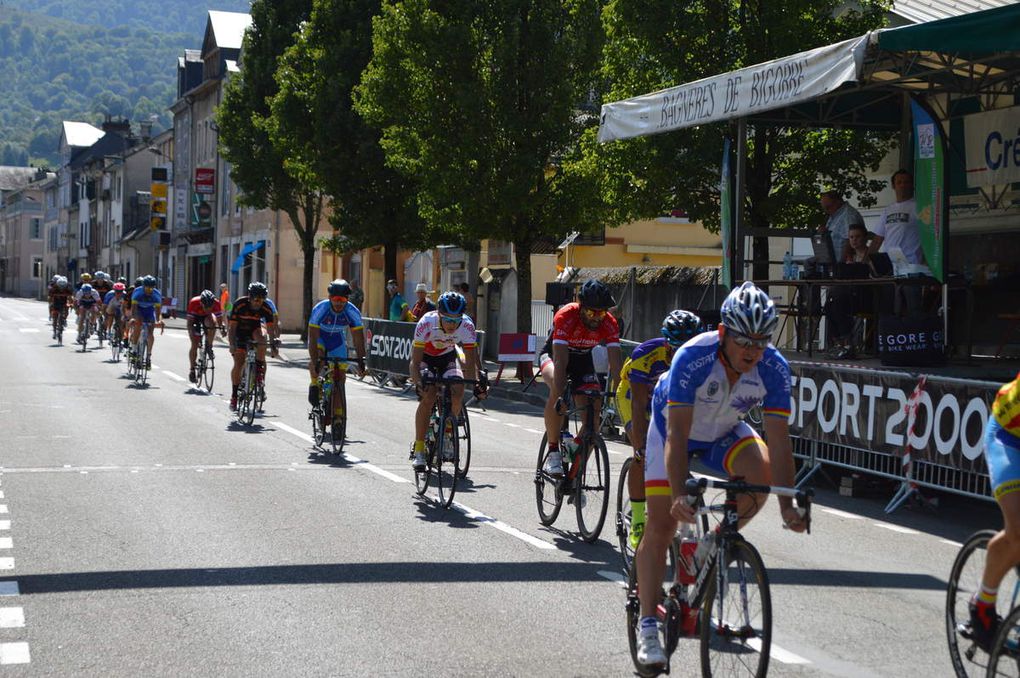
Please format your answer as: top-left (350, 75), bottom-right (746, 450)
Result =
top-left (412, 452), bottom-right (427, 471)
top-left (543, 450), bottom-right (564, 476)
top-left (636, 630), bottom-right (667, 667)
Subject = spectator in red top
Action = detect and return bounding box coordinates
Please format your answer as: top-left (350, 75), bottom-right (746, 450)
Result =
top-left (409, 283), bottom-right (436, 321)
top-left (187, 289), bottom-right (226, 383)
top-left (538, 279), bottom-right (623, 476)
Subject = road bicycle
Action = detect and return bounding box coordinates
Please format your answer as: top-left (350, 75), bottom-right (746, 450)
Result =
top-left (130, 321), bottom-right (158, 386)
top-left (108, 314), bottom-right (123, 362)
top-left (412, 374), bottom-right (477, 509)
top-left (52, 309), bottom-right (68, 345)
top-left (946, 529), bottom-right (1020, 677)
top-left (235, 341), bottom-right (267, 426)
top-left (78, 310), bottom-right (96, 353)
top-left (194, 328), bottom-right (216, 392)
top-left (626, 476), bottom-right (813, 678)
top-left (534, 380), bottom-right (612, 543)
top-left (310, 358), bottom-right (355, 456)
top-left (616, 456), bottom-right (640, 576)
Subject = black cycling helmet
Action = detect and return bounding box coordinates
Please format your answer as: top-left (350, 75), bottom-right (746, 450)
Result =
top-left (662, 310), bottom-right (702, 346)
top-left (248, 281), bottom-right (268, 298)
top-left (200, 289), bottom-right (215, 306)
top-left (327, 279), bottom-right (352, 297)
top-left (577, 279), bottom-right (615, 310)
top-left (437, 291), bottom-right (467, 315)
top-left (134, 277), bottom-right (144, 287)
top-left (117, 276), bottom-right (127, 284)
top-left (141, 275), bottom-right (157, 288)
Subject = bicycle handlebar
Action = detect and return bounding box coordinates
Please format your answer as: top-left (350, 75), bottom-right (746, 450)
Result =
top-left (685, 476), bottom-right (814, 534)
top-left (420, 374), bottom-right (480, 386)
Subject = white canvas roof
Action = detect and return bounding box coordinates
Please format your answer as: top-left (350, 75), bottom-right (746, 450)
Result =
top-left (892, 0), bottom-right (1016, 24)
top-left (61, 121), bottom-right (104, 149)
top-left (207, 10), bottom-right (252, 51)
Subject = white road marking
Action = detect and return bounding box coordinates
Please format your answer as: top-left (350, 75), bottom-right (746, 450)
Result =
top-left (452, 502), bottom-right (555, 550)
top-left (274, 421), bottom-right (313, 444)
top-left (872, 522), bottom-right (919, 535)
top-left (0, 506), bottom-right (6, 514)
top-left (820, 507), bottom-right (863, 520)
top-left (0, 538), bottom-right (11, 549)
top-left (747, 638), bottom-right (811, 664)
top-left (273, 421), bottom-right (411, 484)
top-left (0, 491), bottom-right (4, 499)
top-left (162, 370), bottom-right (187, 382)
top-left (0, 558), bottom-right (13, 570)
top-left (505, 423), bottom-right (521, 428)
top-left (0, 582), bottom-right (18, 596)
top-left (0, 607), bottom-right (24, 628)
top-left (597, 570), bottom-right (627, 587)
top-left (0, 522), bottom-right (9, 530)
top-left (0, 642), bottom-right (30, 664)
top-left (525, 428), bottom-right (543, 434)
top-left (941, 539), bottom-right (963, 548)
top-left (17, 328), bottom-right (39, 334)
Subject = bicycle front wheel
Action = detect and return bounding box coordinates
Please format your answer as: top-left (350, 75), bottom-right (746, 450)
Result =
top-left (700, 537), bottom-right (771, 678)
top-left (135, 339), bottom-right (149, 386)
top-left (434, 414), bottom-right (459, 509)
top-left (456, 406), bottom-right (471, 479)
top-left (329, 383), bottom-right (346, 456)
top-left (947, 529), bottom-right (1020, 677)
top-left (535, 433), bottom-right (563, 526)
top-left (617, 457), bottom-right (635, 575)
top-left (988, 601), bottom-right (1020, 677)
top-left (202, 351), bottom-right (215, 392)
top-left (575, 437), bottom-right (610, 543)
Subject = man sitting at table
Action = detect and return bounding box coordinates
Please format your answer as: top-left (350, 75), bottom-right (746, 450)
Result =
top-left (819, 189), bottom-right (865, 263)
top-left (826, 223), bottom-right (874, 358)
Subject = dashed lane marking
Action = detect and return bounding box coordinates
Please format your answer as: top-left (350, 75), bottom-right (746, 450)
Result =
top-left (162, 370), bottom-right (187, 382)
top-left (17, 329), bottom-right (39, 334)
top-left (0, 608), bottom-right (24, 628)
top-left (820, 508), bottom-right (863, 520)
top-left (0, 642), bottom-right (30, 664)
top-left (872, 522), bottom-right (919, 535)
top-left (0, 559), bottom-right (13, 570)
top-left (747, 638), bottom-right (811, 665)
top-left (273, 421), bottom-right (410, 484)
top-left (451, 502), bottom-right (555, 550)
top-left (0, 522), bottom-right (9, 530)
top-left (0, 506), bottom-right (6, 515)
top-left (0, 539), bottom-right (11, 549)
top-left (525, 428), bottom-right (543, 434)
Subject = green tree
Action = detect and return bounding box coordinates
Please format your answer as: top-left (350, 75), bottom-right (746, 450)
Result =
top-left (355, 0), bottom-right (604, 333)
top-left (269, 0), bottom-right (432, 294)
top-left (589, 0), bottom-right (891, 279)
top-left (216, 0), bottom-right (322, 335)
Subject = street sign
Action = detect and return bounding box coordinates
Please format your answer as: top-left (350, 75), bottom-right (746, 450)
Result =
top-left (195, 168), bottom-right (215, 194)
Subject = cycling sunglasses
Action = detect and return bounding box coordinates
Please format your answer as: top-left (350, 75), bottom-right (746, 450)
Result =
top-left (581, 307), bottom-right (608, 320)
top-left (728, 329), bottom-right (770, 349)
top-left (330, 295), bottom-right (348, 304)
top-left (439, 313), bottom-right (463, 325)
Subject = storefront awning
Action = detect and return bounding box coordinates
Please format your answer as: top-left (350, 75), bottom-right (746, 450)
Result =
top-left (231, 240), bottom-right (265, 273)
top-left (598, 3), bottom-right (1020, 141)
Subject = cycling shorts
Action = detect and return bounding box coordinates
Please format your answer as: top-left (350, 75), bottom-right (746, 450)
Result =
top-left (317, 338), bottom-right (349, 360)
top-left (539, 351), bottom-right (601, 391)
top-left (135, 308), bottom-right (157, 323)
top-left (985, 419), bottom-right (1020, 500)
top-left (644, 420), bottom-right (764, 497)
top-left (188, 317), bottom-right (214, 336)
top-left (420, 352), bottom-right (462, 380)
top-left (234, 325), bottom-right (267, 351)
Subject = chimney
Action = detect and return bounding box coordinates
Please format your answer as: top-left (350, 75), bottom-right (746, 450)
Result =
top-left (101, 116), bottom-right (132, 137)
top-left (139, 121), bottom-right (153, 142)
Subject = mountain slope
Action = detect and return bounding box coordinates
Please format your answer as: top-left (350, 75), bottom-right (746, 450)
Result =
top-left (3, 0), bottom-right (251, 37)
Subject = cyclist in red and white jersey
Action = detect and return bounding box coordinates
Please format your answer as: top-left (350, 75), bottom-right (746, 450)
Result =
top-left (186, 290), bottom-right (226, 383)
top-left (539, 279), bottom-right (622, 476)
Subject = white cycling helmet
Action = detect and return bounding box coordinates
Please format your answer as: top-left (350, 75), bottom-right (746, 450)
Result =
top-left (720, 281), bottom-right (779, 338)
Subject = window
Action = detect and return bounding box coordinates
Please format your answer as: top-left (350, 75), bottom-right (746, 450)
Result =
top-left (31, 257), bottom-right (43, 279)
top-left (30, 218), bottom-right (41, 239)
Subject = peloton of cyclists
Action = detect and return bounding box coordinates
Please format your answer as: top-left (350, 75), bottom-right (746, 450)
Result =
top-left (186, 290), bottom-right (226, 384)
top-left (540, 279), bottom-right (622, 477)
top-left (616, 310), bottom-right (702, 550)
top-left (634, 281), bottom-right (808, 669)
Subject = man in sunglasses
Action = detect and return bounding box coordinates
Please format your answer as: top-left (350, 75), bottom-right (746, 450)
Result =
top-left (634, 281), bottom-right (806, 669)
top-left (409, 291), bottom-right (484, 470)
top-left (227, 282), bottom-right (278, 411)
top-left (539, 279), bottom-right (623, 477)
top-left (186, 290), bottom-right (226, 383)
top-left (307, 279), bottom-right (367, 431)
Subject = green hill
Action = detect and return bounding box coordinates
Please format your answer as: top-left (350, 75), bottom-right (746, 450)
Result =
top-left (0, 5), bottom-right (245, 167)
top-left (1, 0), bottom-right (250, 36)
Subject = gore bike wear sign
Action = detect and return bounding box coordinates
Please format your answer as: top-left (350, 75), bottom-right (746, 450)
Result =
top-left (788, 361), bottom-right (997, 471)
top-left (911, 99), bottom-right (947, 283)
top-left (364, 318), bottom-right (484, 376)
top-left (964, 104), bottom-right (1020, 188)
top-left (598, 35), bottom-right (868, 143)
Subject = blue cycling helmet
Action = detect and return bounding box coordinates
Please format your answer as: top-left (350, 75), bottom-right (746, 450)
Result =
top-left (80, 283), bottom-right (93, 294)
top-left (577, 279), bottom-right (615, 310)
top-left (662, 310), bottom-right (701, 345)
top-left (141, 275), bottom-right (157, 288)
top-left (720, 281), bottom-right (779, 337)
top-left (437, 291), bottom-right (466, 315)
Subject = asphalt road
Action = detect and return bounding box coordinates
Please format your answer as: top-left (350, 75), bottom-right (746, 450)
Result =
top-left (0, 296), bottom-right (1004, 676)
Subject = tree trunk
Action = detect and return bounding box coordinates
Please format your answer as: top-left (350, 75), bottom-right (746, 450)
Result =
top-left (383, 237), bottom-right (397, 314)
top-left (514, 236), bottom-right (533, 335)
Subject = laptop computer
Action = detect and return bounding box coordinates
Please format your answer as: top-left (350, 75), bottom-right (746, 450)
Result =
top-left (869, 252), bottom-right (894, 277)
top-left (834, 262), bottom-right (871, 279)
top-left (810, 232), bottom-right (837, 265)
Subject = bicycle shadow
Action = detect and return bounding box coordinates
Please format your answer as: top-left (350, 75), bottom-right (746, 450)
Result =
top-left (412, 496), bottom-right (483, 530)
top-left (306, 451), bottom-right (355, 468)
top-left (225, 421), bottom-right (269, 434)
top-left (185, 386), bottom-right (216, 396)
top-left (125, 382), bottom-right (156, 390)
top-left (537, 526), bottom-right (619, 566)
top-left (448, 476), bottom-right (497, 494)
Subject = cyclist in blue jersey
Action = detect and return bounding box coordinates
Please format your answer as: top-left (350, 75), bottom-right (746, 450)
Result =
top-left (307, 280), bottom-right (367, 428)
top-left (129, 275), bottom-right (164, 370)
top-left (633, 281), bottom-right (807, 669)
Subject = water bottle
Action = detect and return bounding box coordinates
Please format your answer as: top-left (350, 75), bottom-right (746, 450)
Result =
top-left (782, 251), bottom-right (793, 280)
top-left (560, 430), bottom-right (576, 462)
top-left (677, 525), bottom-right (698, 585)
top-left (426, 413), bottom-right (439, 444)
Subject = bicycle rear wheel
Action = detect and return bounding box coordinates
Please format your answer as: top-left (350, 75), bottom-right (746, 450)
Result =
top-left (617, 457), bottom-right (635, 575)
top-left (329, 381), bottom-right (347, 456)
top-left (311, 405), bottom-right (325, 448)
top-left (237, 362), bottom-right (255, 425)
top-left (534, 433), bottom-right (563, 526)
top-left (109, 325), bottom-right (121, 362)
top-left (135, 337), bottom-right (149, 386)
top-left (626, 562), bottom-right (669, 677)
top-left (455, 406), bottom-right (471, 479)
top-left (699, 537), bottom-right (771, 678)
top-left (434, 414), bottom-right (459, 508)
top-left (947, 529), bottom-right (1020, 677)
top-left (414, 441), bottom-right (434, 496)
top-left (988, 602), bottom-right (1020, 677)
top-left (575, 437), bottom-right (610, 543)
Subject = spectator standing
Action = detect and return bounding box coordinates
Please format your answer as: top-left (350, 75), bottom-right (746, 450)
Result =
top-left (819, 189), bottom-right (865, 262)
top-left (349, 279), bottom-right (365, 310)
top-left (387, 279), bottom-right (409, 322)
top-left (409, 283), bottom-right (436, 320)
top-left (219, 283), bottom-right (231, 314)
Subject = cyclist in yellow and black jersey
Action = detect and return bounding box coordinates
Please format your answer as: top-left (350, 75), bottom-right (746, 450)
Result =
top-left (616, 310), bottom-right (701, 549)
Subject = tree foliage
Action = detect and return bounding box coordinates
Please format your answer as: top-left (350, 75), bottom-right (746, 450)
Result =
top-left (216, 0), bottom-right (323, 332)
top-left (355, 0), bottom-right (605, 332)
top-left (583, 0), bottom-right (892, 243)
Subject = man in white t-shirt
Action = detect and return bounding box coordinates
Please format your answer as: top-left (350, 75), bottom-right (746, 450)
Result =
top-left (869, 169), bottom-right (925, 265)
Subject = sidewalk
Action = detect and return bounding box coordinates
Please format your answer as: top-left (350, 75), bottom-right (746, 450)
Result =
top-left (160, 315), bottom-right (547, 408)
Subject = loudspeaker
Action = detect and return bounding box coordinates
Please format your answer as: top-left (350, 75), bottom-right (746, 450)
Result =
top-left (545, 282), bottom-right (574, 307)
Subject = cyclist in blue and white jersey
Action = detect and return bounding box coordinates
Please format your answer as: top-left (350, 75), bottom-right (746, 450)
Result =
top-left (634, 281), bottom-right (808, 669)
top-left (73, 283), bottom-right (102, 343)
top-left (129, 275), bottom-right (164, 369)
top-left (307, 279), bottom-right (367, 428)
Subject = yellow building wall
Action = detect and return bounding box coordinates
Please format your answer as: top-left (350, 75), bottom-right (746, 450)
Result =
top-left (567, 218), bottom-right (722, 269)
